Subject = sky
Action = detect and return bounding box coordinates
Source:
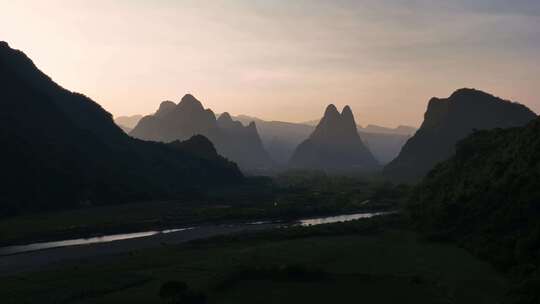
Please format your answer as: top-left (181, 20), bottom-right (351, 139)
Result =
top-left (1, 0), bottom-right (539, 127)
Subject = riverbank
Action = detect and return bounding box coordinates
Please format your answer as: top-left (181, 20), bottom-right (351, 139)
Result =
top-left (0, 174), bottom-right (408, 246)
top-left (0, 212), bottom-right (392, 275)
top-left (0, 198), bottom-right (394, 247)
top-left (0, 214), bottom-right (507, 304)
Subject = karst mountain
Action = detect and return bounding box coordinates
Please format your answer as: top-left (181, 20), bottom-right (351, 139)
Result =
top-left (289, 104), bottom-right (379, 172)
top-left (384, 88), bottom-right (537, 182)
top-left (130, 95), bottom-right (273, 171)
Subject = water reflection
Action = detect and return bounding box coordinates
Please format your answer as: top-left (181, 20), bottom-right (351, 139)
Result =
top-left (0, 228), bottom-right (192, 256)
top-left (299, 212), bottom-right (390, 226)
top-left (0, 211), bottom-right (392, 256)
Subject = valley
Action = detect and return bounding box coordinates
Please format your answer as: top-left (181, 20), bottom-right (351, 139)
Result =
top-left (1, 2), bottom-right (539, 302)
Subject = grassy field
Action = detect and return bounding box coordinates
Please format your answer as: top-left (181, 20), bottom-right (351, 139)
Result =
top-left (0, 201), bottom-right (221, 245)
top-left (0, 176), bottom-right (404, 245)
top-left (0, 217), bottom-right (507, 304)
top-left (0, 200), bottom-right (393, 246)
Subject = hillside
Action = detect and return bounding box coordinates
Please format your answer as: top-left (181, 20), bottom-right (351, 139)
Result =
top-left (409, 117), bottom-right (540, 301)
top-left (0, 41), bottom-right (242, 216)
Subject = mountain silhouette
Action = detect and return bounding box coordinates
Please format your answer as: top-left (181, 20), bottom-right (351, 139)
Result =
top-left (233, 114), bottom-right (411, 165)
top-left (130, 96), bottom-right (273, 171)
top-left (289, 105), bottom-right (379, 172)
top-left (232, 115), bottom-right (315, 165)
top-left (131, 95), bottom-right (220, 142)
top-left (384, 88), bottom-right (537, 182)
top-left (0, 41), bottom-right (242, 216)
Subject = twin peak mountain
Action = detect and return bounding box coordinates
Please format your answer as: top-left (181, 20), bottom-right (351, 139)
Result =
top-left (289, 104), bottom-right (379, 172)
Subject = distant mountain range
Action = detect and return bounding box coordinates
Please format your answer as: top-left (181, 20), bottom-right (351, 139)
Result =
top-left (0, 41), bottom-right (242, 216)
top-left (130, 95), bottom-right (273, 171)
top-left (115, 114), bottom-right (142, 133)
top-left (119, 111), bottom-right (414, 166)
top-left (362, 124), bottom-right (416, 136)
top-left (289, 105), bottom-right (380, 173)
top-left (384, 88), bottom-right (537, 182)
top-left (303, 119), bottom-right (416, 135)
top-left (233, 115), bottom-right (414, 165)
top-left (232, 115), bottom-right (316, 166)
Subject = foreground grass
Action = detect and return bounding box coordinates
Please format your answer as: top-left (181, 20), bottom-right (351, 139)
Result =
top-left (1, 217), bottom-right (507, 304)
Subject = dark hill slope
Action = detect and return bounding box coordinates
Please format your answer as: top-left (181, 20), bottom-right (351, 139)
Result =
top-left (0, 41), bottom-right (242, 216)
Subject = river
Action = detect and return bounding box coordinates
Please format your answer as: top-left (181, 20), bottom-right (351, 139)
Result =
top-left (0, 211), bottom-right (391, 275)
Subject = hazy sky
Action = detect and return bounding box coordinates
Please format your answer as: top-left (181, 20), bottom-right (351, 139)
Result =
top-left (1, 0), bottom-right (539, 127)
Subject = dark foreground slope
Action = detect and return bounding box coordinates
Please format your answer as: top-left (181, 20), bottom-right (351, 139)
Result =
top-left (0, 215), bottom-right (507, 304)
top-left (409, 117), bottom-right (540, 302)
top-left (0, 41), bottom-right (242, 216)
top-left (385, 89), bottom-right (536, 183)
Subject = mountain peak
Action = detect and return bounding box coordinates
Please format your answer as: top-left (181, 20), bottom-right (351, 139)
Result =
top-left (218, 112), bottom-right (233, 123)
top-left (178, 94), bottom-right (204, 112)
top-left (290, 104), bottom-right (379, 172)
top-left (0, 41), bottom-right (9, 49)
top-left (155, 100), bottom-right (176, 116)
top-left (131, 95), bottom-right (272, 170)
top-left (324, 104), bottom-right (339, 117)
top-left (341, 105), bottom-right (355, 124)
top-left (448, 88), bottom-right (510, 105)
top-left (169, 134), bottom-right (219, 159)
top-left (384, 88), bottom-right (537, 182)
top-left (450, 88), bottom-right (484, 98)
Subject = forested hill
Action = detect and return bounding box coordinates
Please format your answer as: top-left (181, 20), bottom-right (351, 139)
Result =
top-left (409, 116), bottom-right (540, 301)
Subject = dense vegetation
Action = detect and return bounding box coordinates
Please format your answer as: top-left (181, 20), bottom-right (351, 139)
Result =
top-left (0, 172), bottom-right (407, 245)
top-left (409, 117), bottom-right (540, 303)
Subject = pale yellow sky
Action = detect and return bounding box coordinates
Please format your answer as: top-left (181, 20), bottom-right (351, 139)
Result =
top-left (1, 0), bottom-right (539, 127)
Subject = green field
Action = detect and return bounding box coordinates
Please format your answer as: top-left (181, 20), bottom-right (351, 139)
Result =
top-left (0, 217), bottom-right (507, 304)
top-left (0, 175), bottom-right (405, 245)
